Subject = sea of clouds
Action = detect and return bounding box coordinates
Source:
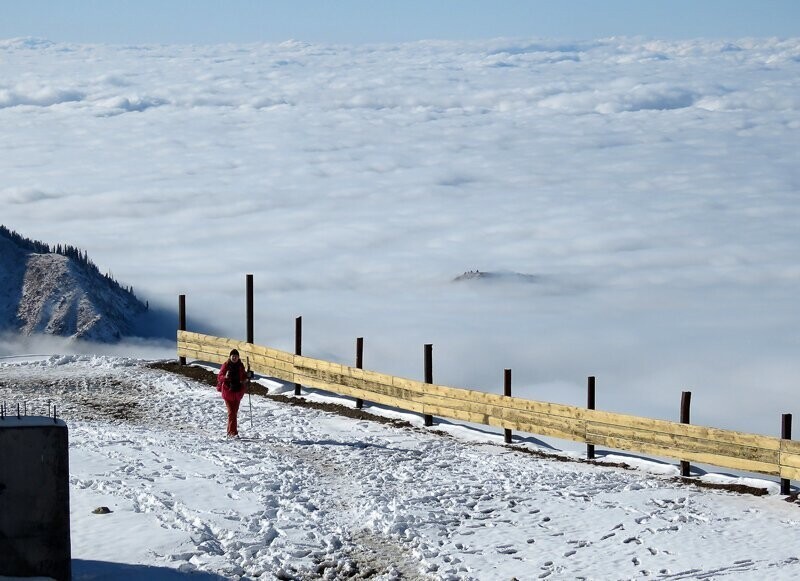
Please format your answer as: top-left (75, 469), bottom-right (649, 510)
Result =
top-left (1, 36), bottom-right (798, 437)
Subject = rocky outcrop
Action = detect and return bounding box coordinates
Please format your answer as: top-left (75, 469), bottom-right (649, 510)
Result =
top-left (453, 270), bottom-right (542, 283)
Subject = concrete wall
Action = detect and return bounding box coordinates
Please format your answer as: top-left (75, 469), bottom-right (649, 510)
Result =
top-left (0, 416), bottom-right (71, 581)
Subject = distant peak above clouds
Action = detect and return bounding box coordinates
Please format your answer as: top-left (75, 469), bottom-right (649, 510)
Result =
top-left (452, 270), bottom-right (591, 297)
top-left (453, 270), bottom-right (542, 283)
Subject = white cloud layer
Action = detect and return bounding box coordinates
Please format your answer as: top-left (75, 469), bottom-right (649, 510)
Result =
top-left (1, 36), bottom-right (798, 438)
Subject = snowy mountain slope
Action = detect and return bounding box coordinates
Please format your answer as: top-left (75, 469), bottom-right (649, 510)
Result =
top-left (1, 356), bottom-right (800, 580)
top-left (0, 233), bottom-right (26, 328)
top-left (0, 227), bottom-right (146, 342)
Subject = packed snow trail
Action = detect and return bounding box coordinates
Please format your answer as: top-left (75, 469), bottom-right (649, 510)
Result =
top-left (2, 356), bottom-right (800, 580)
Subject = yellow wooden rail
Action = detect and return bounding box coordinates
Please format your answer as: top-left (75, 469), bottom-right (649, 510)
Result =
top-left (178, 330), bottom-right (800, 480)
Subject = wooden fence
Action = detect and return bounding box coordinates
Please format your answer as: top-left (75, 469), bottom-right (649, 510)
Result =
top-left (177, 329), bottom-right (800, 487)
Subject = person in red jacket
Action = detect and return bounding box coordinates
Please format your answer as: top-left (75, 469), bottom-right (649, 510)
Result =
top-left (217, 349), bottom-right (249, 438)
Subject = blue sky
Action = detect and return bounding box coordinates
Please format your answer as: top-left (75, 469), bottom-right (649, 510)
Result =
top-left (1, 0), bottom-right (798, 44)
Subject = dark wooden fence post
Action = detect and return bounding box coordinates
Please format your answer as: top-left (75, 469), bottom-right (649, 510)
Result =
top-left (178, 294), bottom-right (186, 366)
top-left (782, 413), bottom-right (793, 495)
top-left (424, 344), bottom-right (433, 426)
top-left (294, 316), bottom-right (302, 396)
top-left (246, 274), bottom-right (254, 344)
top-left (355, 337), bottom-right (364, 409)
top-left (680, 391), bottom-right (692, 477)
top-left (504, 369), bottom-right (512, 444)
top-left (587, 376), bottom-right (596, 459)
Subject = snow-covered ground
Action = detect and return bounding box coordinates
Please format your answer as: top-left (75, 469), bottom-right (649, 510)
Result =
top-left (2, 355), bottom-right (800, 580)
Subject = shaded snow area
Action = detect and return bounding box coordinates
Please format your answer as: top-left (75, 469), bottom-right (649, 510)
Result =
top-left (2, 357), bottom-right (800, 580)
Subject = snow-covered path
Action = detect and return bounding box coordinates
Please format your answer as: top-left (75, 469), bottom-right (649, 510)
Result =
top-left (2, 356), bottom-right (800, 580)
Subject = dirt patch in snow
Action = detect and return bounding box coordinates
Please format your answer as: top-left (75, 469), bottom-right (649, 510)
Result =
top-left (148, 361), bottom-right (272, 396)
top-left (148, 361), bottom-right (217, 385)
top-left (339, 529), bottom-right (427, 580)
top-left (672, 477), bottom-right (769, 497)
top-left (150, 361), bottom-right (412, 428)
top-left (784, 492), bottom-right (800, 505)
top-left (73, 394), bottom-right (143, 422)
top-left (0, 375), bottom-right (144, 422)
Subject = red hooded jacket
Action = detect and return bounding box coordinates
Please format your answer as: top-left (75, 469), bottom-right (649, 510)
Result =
top-left (217, 360), bottom-right (248, 403)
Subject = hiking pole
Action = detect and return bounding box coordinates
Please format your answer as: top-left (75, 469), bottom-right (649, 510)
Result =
top-left (247, 357), bottom-right (254, 429)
